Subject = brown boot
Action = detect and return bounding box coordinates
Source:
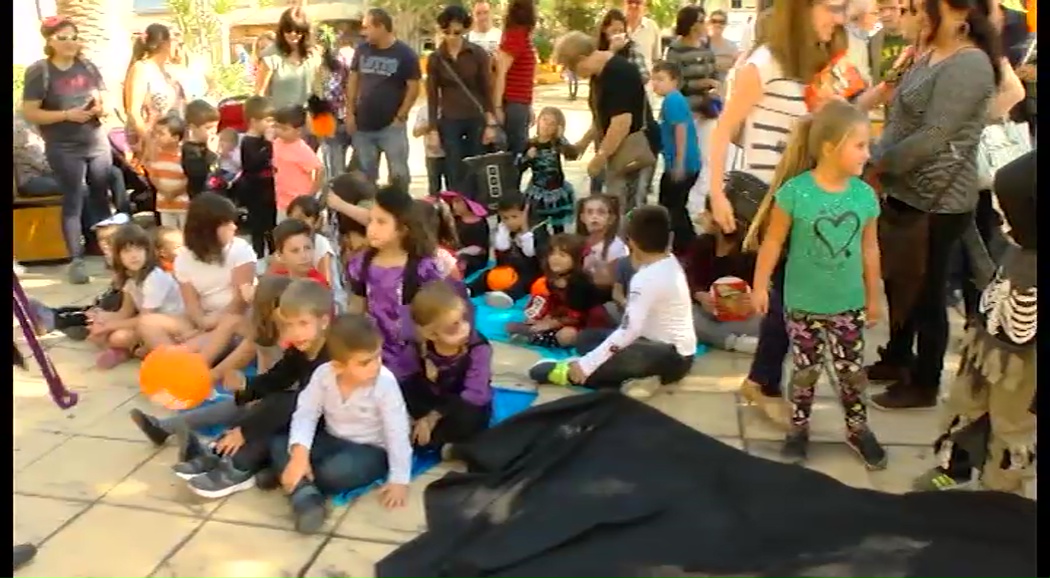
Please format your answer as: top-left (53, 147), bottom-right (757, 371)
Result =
top-left (865, 347), bottom-right (911, 382)
top-left (740, 379), bottom-right (791, 429)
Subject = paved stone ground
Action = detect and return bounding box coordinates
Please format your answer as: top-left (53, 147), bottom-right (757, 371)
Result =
top-left (13, 84), bottom-right (977, 577)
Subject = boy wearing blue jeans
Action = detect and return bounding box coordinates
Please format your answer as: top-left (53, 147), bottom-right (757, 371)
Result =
top-left (272, 314), bottom-right (413, 534)
top-left (651, 61), bottom-right (701, 255)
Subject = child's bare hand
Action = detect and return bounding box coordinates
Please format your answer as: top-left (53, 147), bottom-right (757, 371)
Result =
top-left (222, 370), bottom-right (247, 392)
top-left (215, 427), bottom-right (245, 456)
top-left (378, 483), bottom-right (409, 509)
top-left (864, 299), bottom-right (880, 328)
top-left (281, 455), bottom-right (313, 493)
top-left (751, 289), bottom-right (770, 317)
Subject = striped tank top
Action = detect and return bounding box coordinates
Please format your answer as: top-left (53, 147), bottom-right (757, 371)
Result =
top-left (740, 46), bottom-right (808, 184)
top-left (148, 148), bottom-right (189, 212)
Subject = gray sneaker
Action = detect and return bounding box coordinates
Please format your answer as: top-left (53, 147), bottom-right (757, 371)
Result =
top-left (67, 258), bottom-right (89, 285)
top-left (187, 458), bottom-right (257, 499)
top-left (172, 451), bottom-right (221, 481)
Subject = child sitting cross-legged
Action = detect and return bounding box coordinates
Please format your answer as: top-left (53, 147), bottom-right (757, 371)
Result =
top-left (266, 219), bottom-right (330, 287)
top-left (174, 280), bottom-right (335, 499)
top-left (469, 194), bottom-right (547, 309)
top-left (271, 313), bottom-right (413, 534)
top-left (530, 206), bottom-right (697, 400)
top-left (152, 225), bottom-right (184, 273)
top-left (405, 281), bottom-right (493, 453)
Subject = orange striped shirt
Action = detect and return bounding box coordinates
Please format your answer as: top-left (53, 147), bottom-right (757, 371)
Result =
top-left (148, 148), bottom-right (189, 212)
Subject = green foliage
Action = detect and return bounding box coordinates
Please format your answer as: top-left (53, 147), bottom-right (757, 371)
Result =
top-left (647, 0), bottom-right (681, 29)
top-left (211, 63), bottom-right (254, 97)
top-left (550, 0), bottom-right (604, 35)
top-left (167, 0), bottom-right (237, 64)
top-left (533, 28), bottom-right (555, 62)
top-left (14, 65), bottom-right (26, 111)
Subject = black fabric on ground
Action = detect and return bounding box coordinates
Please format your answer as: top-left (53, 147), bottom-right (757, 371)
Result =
top-left (376, 392), bottom-right (1036, 577)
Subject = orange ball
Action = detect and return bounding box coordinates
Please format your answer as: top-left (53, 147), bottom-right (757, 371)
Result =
top-left (486, 266), bottom-right (519, 292)
top-left (139, 346), bottom-right (213, 411)
top-left (530, 276), bottom-right (549, 297)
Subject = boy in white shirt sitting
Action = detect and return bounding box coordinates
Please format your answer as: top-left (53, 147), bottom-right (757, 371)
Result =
top-left (271, 314), bottom-right (413, 534)
top-left (530, 206), bottom-right (697, 399)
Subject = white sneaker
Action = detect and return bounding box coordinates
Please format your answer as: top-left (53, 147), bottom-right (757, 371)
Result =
top-left (621, 376), bottom-right (662, 400)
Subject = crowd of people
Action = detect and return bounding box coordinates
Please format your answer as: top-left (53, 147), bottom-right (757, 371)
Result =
top-left (13, 0), bottom-right (1037, 568)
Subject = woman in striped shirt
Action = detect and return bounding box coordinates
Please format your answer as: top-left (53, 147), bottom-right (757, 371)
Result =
top-left (705, 0), bottom-right (849, 427)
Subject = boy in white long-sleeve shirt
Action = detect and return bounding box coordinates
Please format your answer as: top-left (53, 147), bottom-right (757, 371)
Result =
top-left (530, 206), bottom-right (697, 399)
top-left (272, 314), bottom-right (413, 534)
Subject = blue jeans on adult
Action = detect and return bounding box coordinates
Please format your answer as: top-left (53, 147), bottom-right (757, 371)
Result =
top-left (351, 122), bottom-right (411, 185)
top-left (270, 430), bottom-right (388, 509)
top-left (44, 144), bottom-right (114, 258)
top-left (439, 117), bottom-right (485, 196)
top-left (321, 123), bottom-right (352, 182)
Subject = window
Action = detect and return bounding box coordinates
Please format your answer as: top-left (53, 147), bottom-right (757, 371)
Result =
top-left (731, 0), bottom-right (743, 8)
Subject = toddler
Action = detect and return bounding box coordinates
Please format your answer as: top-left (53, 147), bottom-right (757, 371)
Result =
top-left (153, 225), bottom-right (183, 273)
top-left (287, 194), bottom-right (343, 302)
top-left (749, 100), bottom-right (886, 470)
top-left (147, 113), bottom-right (189, 229)
top-left (273, 106), bottom-right (324, 223)
top-left (181, 99), bottom-right (221, 201)
top-left (519, 106), bottom-right (579, 234)
top-left (217, 127), bottom-right (242, 184)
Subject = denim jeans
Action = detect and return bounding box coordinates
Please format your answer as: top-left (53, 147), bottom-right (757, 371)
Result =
top-left (270, 430), bottom-right (388, 507)
top-left (693, 304), bottom-right (762, 350)
top-left (17, 175), bottom-right (61, 197)
top-left (44, 145), bottom-right (114, 258)
top-left (438, 117), bottom-right (485, 195)
top-left (158, 397), bottom-right (244, 435)
top-left (606, 166), bottom-right (653, 210)
top-left (351, 122), bottom-right (411, 185)
top-left (321, 124), bottom-right (352, 183)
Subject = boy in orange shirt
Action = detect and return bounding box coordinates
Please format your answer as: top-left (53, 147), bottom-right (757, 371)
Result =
top-left (146, 114), bottom-right (189, 229)
top-left (272, 106), bottom-right (324, 223)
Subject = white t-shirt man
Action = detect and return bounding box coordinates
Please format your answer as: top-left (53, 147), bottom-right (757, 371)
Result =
top-left (626, 16), bottom-right (662, 73)
top-left (467, 28), bottom-right (503, 55)
top-left (173, 237), bottom-right (258, 315)
top-left (577, 255), bottom-right (697, 377)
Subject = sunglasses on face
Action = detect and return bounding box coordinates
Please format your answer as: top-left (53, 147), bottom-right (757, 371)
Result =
top-left (53, 34), bottom-right (78, 42)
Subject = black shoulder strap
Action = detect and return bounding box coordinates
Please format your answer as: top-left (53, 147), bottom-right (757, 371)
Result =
top-left (360, 249), bottom-right (377, 295)
top-left (402, 255), bottom-right (421, 305)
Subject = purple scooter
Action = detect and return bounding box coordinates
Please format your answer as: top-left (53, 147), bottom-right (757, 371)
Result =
top-left (12, 273), bottom-right (77, 409)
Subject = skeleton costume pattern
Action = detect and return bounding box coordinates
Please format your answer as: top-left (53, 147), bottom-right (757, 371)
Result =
top-left (519, 137), bottom-right (578, 231)
top-left (932, 150), bottom-right (1037, 496)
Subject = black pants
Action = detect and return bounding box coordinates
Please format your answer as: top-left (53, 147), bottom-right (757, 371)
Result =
top-left (659, 171), bottom-right (699, 255)
top-left (959, 190), bottom-right (1010, 319)
top-left (230, 390), bottom-right (298, 473)
top-left (426, 157), bottom-right (448, 197)
top-left (881, 201), bottom-right (973, 394)
top-left (575, 329), bottom-right (694, 390)
top-left (401, 379), bottom-right (491, 448)
top-left (244, 200), bottom-right (277, 258)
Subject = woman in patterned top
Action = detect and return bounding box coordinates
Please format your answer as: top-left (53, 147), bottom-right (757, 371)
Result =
top-left (124, 24), bottom-right (186, 157)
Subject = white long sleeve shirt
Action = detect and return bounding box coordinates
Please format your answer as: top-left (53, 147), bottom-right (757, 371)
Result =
top-left (287, 364), bottom-right (414, 485)
top-left (493, 223), bottom-right (536, 257)
top-left (577, 255), bottom-right (697, 377)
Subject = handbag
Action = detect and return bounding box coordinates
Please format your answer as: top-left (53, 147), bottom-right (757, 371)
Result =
top-left (976, 119), bottom-right (1032, 190)
top-left (435, 55), bottom-right (508, 150)
top-left (606, 97), bottom-right (657, 176)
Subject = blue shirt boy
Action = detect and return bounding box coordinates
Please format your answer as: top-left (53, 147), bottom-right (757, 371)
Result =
top-left (659, 89), bottom-right (701, 174)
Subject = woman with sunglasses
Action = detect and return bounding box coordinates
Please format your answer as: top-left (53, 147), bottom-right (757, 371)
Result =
top-left (256, 8), bottom-right (319, 111)
top-left (21, 16), bottom-right (115, 285)
top-left (707, 10), bottom-right (741, 80)
top-left (704, 0), bottom-right (849, 427)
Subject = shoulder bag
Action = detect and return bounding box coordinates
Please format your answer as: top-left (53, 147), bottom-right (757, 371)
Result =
top-left (436, 54), bottom-right (507, 150)
top-left (606, 93), bottom-right (657, 176)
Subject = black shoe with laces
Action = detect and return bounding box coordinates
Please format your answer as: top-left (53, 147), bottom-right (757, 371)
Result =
top-left (129, 409), bottom-right (170, 446)
top-left (781, 429), bottom-right (810, 465)
top-left (848, 428), bottom-right (889, 470)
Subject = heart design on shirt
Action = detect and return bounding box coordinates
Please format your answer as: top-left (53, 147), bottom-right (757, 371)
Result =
top-left (813, 211), bottom-right (861, 259)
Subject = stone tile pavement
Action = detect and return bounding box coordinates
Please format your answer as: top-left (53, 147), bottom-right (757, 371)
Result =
top-left (14, 257), bottom-right (969, 577)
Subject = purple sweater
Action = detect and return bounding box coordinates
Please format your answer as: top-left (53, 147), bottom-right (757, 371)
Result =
top-left (415, 333), bottom-right (494, 408)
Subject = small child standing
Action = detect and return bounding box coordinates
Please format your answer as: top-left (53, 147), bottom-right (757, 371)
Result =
top-left (217, 128), bottom-right (243, 184)
top-left (651, 61), bottom-right (700, 254)
top-left (240, 96), bottom-right (278, 257)
top-left (530, 207), bottom-right (697, 400)
top-left (147, 114), bottom-right (190, 229)
top-left (181, 99), bottom-right (221, 202)
top-left (519, 107), bottom-right (580, 233)
top-left (749, 100), bottom-right (886, 470)
top-left (273, 106), bottom-right (324, 223)
top-left (273, 314), bottom-right (413, 533)
top-left (413, 105), bottom-right (447, 196)
top-left (406, 282), bottom-right (493, 450)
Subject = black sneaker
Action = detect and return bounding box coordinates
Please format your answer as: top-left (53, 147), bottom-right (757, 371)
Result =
top-left (187, 458), bottom-right (257, 499)
top-left (293, 493), bottom-right (327, 534)
top-left (848, 429), bottom-right (889, 470)
top-left (14, 543), bottom-right (37, 571)
top-left (129, 409), bottom-right (171, 446)
top-left (781, 429), bottom-right (810, 464)
top-left (172, 451), bottom-right (221, 481)
top-left (255, 467), bottom-right (280, 491)
top-left (59, 325), bottom-right (91, 341)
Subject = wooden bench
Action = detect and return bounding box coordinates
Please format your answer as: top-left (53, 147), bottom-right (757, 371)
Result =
top-left (13, 175), bottom-right (70, 265)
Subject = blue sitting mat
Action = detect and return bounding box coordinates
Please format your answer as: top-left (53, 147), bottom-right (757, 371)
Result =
top-left (329, 385), bottom-right (538, 506)
top-left (181, 362), bottom-right (259, 439)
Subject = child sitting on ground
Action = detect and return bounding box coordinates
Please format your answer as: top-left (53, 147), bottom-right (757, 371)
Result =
top-left (264, 219), bottom-right (329, 287)
top-left (175, 280), bottom-right (335, 499)
top-left (273, 106), bottom-right (324, 224)
top-left (348, 185), bottom-right (451, 383)
top-left (153, 226), bottom-right (183, 272)
top-left (286, 194), bottom-right (342, 300)
top-left (91, 223), bottom-right (185, 369)
top-left (470, 194), bottom-right (546, 309)
top-left (417, 198), bottom-right (462, 280)
top-left (146, 113), bottom-right (190, 230)
top-left (272, 313), bottom-right (413, 534)
top-left (530, 206), bottom-right (697, 400)
top-left (129, 274), bottom-right (294, 461)
top-left (406, 282), bottom-right (493, 452)
top-left (439, 190), bottom-right (490, 279)
top-left (682, 206), bottom-right (760, 353)
top-left (578, 195), bottom-right (628, 292)
top-left (507, 233), bottom-right (603, 349)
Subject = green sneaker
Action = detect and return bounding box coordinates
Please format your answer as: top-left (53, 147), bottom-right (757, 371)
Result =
top-left (912, 467), bottom-right (970, 492)
top-left (528, 359), bottom-right (574, 386)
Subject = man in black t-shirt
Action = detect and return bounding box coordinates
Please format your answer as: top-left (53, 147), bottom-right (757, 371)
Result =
top-left (553, 31), bottom-right (659, 209)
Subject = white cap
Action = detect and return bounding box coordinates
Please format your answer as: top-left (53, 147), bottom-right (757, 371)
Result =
top-left (91, 213), bottom-right (131, 230)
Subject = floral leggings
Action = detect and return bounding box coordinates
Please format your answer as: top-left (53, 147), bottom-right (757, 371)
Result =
top-left (785, 309), bottom-right (870, 433)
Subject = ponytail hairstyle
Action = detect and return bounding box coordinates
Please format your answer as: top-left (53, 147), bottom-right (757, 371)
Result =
top-left (124, 23), bottom-right (172, 112)
top-left (415, 199), bottom-right (460, 250)
top-left (923, 0), bottom-right (1003, 85)
top-left (743, 99), bottom-right (869, 251)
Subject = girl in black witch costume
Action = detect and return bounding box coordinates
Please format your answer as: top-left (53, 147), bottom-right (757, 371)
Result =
top-left (519, 107), bottom-right (580, 234)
